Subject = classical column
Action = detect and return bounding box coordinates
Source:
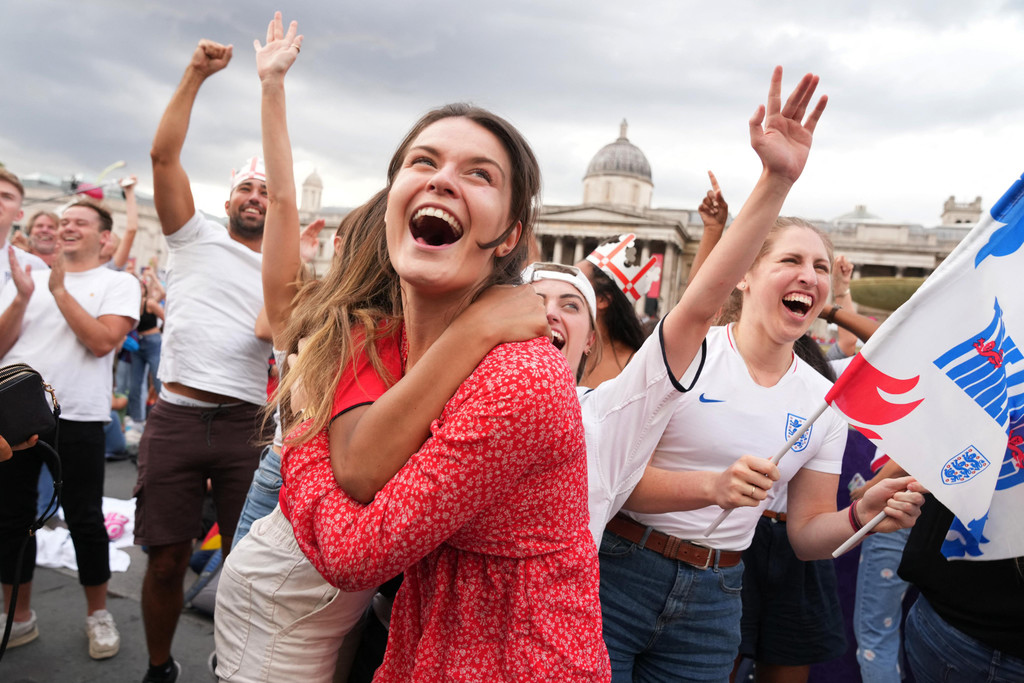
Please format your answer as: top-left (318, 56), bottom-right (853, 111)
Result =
top-left (552, 236), bottom-right (564, 265)
top-left (573, 239), bottom-right (585, 265)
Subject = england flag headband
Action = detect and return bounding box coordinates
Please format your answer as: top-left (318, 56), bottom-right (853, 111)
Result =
top-left (585, 233), bottom-right (661, 302)
top-left (231, 156), bottom-right (266, 190)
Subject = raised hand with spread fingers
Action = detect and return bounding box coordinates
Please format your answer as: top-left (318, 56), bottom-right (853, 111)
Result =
top-left (255, 11), bottom-right (304, 85)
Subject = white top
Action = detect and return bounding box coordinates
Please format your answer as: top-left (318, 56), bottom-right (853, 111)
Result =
top-left (158, 212), bottom-right (271, 405)
top-left (626, 324), bottom-right (847, 551)
top-left (0, 265), bottom-right (140, 422)
top-left (580, 321), bottom-right (706, 546)
top-left (0, 241), bottom-right (49, 292)
top-left (763, 356), bottom-right (855, 515)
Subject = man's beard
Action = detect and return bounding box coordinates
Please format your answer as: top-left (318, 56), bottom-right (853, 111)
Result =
top-left (229, 213), bottom-right (265, 240)
top-left (29, 240), bottom-right (57, 255)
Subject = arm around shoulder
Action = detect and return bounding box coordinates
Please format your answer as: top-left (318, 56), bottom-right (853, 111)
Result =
top-left (286, 341), bottom-right (573, 591)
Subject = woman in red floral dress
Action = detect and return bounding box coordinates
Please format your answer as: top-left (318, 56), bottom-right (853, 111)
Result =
top-left (278, 104), bottom-right (609, 680)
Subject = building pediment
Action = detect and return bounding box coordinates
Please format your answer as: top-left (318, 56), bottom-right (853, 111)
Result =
top-left (541, 204), bottom-right (679, 228)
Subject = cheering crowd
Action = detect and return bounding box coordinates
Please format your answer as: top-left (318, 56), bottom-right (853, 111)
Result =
top-left (2, 11), bottom-right (1022, 683)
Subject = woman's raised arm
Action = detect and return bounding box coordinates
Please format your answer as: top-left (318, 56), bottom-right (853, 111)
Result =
top-left (256, 11), bottom-right (305, 346)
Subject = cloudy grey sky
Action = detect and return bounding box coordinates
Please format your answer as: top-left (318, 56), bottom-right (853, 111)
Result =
top-left (5, 1), bottom-right (1024, 226)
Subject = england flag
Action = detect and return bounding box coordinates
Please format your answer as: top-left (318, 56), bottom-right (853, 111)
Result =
top-left (825, 173), bottom-right (1024, 561)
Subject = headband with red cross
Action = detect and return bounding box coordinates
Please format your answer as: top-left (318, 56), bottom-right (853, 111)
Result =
top-left (230, 156), bottom-right (266, 191)
top-left (585, 233), bottom-right (661, 303)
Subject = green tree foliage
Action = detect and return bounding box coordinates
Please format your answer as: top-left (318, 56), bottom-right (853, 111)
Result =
top-left (850, 277), bottom-right (926, 312)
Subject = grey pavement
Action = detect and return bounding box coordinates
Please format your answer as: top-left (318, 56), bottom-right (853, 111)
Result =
top-left (1, 458), bottom-right (218, 682)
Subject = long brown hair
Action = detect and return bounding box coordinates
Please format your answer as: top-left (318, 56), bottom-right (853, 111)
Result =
top-left (279, 104), bottom-right (542, 444)
top-left (276, 189), bottom-right (398, 443)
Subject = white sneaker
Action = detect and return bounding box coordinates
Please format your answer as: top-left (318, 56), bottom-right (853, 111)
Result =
top-left (125, 428), bottom-right (143, 454)
top-left (86, 609), bottom-right (120, 659)
top-left (1, 610), bottom-right (38, 647)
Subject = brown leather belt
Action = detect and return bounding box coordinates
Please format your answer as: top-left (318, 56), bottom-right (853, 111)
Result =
top-left (606, 514), bottom-right (742, 569)
top-left (762, 510), bottom-right (787, 523)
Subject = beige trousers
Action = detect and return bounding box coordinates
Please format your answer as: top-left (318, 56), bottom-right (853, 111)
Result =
top-left (214, 505), bottom-right (375, 682)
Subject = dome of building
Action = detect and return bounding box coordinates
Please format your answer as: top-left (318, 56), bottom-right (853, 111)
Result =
top-left (584, 120), bottom-right (652, 183)
top-left (833, 204), bottom-right (881, 224)
top-left (303, 169), bottom-right (323, 188)
top-left (301, 168), bottom-right (323, 213)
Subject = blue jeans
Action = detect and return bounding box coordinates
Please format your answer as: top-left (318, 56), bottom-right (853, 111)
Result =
top-left (905, 596), bottom-right (1024, 683)
top-left (854, 526), bottom-right (911, 682)
top-left (104, 408), bottom-right (126, 456)
top-left (115, 354), bottom-right (132, 395)
top-left (231, 445), bottom-right (282, 549)
top-left (599, 530), bottom-right (744, 682)
top-left (129, 332), bottom-right (162, 422)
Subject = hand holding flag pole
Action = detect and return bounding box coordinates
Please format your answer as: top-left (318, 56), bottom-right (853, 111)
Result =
top-left (704, 401), bottom-right (829, 537)
top-left (832, 509), bottom-right (887, 557)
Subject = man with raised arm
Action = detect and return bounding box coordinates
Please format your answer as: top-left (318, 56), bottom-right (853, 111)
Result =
top-left (137, 37), bottom-right (271, 683)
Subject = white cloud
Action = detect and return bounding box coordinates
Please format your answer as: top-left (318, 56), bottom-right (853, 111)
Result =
top-left (6, 0), bottom-right (1024, 227)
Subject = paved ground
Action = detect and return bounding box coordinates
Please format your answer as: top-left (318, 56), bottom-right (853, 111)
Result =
top-left (1, 458), bottom-right (217, 682)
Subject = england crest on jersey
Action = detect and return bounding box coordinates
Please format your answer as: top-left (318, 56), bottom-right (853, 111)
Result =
top-left (786, 413), bottom-right (812, 452)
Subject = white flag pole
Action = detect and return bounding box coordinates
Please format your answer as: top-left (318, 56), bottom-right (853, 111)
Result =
top-left (832, 510), bottom-right (887, 557)
top-left (703, 401), bottom-right (829, 538)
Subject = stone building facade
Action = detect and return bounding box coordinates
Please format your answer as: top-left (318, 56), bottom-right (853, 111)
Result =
top-left (533, 123), bottom-right (977, 318)
top-left (15, 135), bottom-right (979, 303)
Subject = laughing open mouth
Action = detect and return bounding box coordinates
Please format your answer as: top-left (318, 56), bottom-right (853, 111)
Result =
top-left (782, 293), bottom-right (813, 316)
top-left (410, 207), bottom-right (463, 246)
top-left (551, 330), bottom-right (566, 350)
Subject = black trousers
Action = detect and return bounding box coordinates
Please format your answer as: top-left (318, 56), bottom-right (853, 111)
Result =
top-left (0, 419), bottom-right (110, 586)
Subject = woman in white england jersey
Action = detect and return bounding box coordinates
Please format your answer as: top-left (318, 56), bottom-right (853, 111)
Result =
top-left (598, 214), bottom-right (928, 682)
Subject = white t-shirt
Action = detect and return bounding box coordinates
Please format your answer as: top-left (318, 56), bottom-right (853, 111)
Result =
top-left (763, 356), bottom-right (855, 515)
top-left (625, 324), bottom-right (847, 551)
top-left (0, 240), bottom-right (49, 292)
top-left (580, 321), bottom-right (706, 546)
top-left (0, 265), bottom-right (140, 422)
top-left (158, 212), bottom-right (271, 405)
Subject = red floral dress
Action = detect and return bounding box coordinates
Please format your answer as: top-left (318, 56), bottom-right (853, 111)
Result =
top-left (282, 333), bottom-right (609, 681)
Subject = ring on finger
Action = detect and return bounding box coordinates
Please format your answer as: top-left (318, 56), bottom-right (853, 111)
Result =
top-left (750, 485), bottom-right (756, 497)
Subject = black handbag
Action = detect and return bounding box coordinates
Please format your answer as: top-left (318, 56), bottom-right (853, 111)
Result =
top-left (0, 363), bottom-right (59, 444)
top-left (0, 362), bottom-right (61, 661)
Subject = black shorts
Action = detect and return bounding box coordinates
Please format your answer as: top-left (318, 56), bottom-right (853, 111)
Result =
top-left (739, 514), bottom-right (847, 665)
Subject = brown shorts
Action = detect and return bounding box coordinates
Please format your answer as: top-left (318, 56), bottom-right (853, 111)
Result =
top-left (134, 398), bottom-right (266, 547)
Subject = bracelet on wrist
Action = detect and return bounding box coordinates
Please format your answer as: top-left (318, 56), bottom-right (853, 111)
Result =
top-left (826, 304), bottom-right (842, 325)
top-left (848, 499), bottom-right (863, 531)
top-left (848, 499), bottom-right (876, 535)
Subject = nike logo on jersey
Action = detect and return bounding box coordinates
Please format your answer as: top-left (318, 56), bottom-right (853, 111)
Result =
top-left (698, 393), bottom-right (725, 403)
